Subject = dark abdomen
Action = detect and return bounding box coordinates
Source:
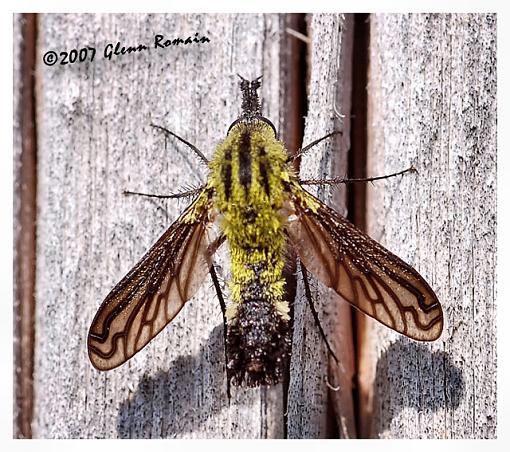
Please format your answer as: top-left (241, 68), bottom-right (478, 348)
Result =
top-left (226, 262), bottom-right (290, 387)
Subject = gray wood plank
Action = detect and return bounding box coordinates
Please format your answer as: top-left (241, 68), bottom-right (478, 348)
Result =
top-left (360, 13), bottom-right (497, 439)
top-left (33, 13), bottom-right (285, 439)
top-left (287, 13), bottom-right (356, 439)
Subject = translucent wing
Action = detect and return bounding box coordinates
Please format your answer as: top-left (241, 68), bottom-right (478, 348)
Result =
top-left (88, 196), bottom-right (213, 370)
top-left (287, 189), bottom-right (443, 340)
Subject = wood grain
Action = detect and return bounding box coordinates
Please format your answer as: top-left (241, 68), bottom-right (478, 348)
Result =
top-left (360, 13), bottom-right (497, 439)
top-left (18, 12), bottom-right (496, 440)
top-left (33, 13), bottom-right (285, 439)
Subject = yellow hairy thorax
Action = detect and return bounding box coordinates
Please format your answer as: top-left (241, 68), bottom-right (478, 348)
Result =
top-left (208, 121), bottom-right (292, 322)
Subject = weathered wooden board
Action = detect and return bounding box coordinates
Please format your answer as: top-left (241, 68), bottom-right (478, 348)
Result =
top-left (287, 13), bottom-right (356, 439)
top-left (33, 13), bottom-right (286, 439)
top-left (360, 13), bottom-right (497, 438)
top-left (25, 11), bottom-right (494, 440)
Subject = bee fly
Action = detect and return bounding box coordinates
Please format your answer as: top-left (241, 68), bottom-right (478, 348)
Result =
top-left (88, 76), bottom-right (443, 388)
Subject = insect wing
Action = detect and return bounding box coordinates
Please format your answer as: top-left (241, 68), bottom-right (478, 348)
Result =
top-left (88, 199), bottom-right (212, 370)
top-left (287, 190), bottom-right (443, 340)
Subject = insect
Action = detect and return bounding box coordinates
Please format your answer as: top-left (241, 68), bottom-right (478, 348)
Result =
top-left (88, 76), bottom-right (443, 388)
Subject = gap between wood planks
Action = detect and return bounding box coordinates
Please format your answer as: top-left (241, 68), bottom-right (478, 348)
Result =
top-left (279, 13), bottom-right (308, 439)
top-left (347, 13), bottom-right (371, 439)
top-left (14, 12), bottom-right (38, 439)
top-left (284, 13), bottom-right (371, 438)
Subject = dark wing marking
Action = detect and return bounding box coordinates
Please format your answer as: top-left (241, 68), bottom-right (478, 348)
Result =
top-left (286, 189), bottom-right (443, 341)
top-left (88, 198), bottom-right (212, 370)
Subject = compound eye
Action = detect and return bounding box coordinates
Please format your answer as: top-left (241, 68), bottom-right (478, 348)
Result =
top-left (257, 116), bottom-right (278, 137)
top-left (227, 118), bottom-right (243, 134)
top-left (226, 116), bottom-right (278, 138)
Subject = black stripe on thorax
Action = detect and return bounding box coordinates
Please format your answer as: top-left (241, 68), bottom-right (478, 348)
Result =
top-left (222, 148), bottom-right (232, 200)
top-left (239, 131), bottom-right (252, 191)
top-left (258, 146), bottom-right (270, 197)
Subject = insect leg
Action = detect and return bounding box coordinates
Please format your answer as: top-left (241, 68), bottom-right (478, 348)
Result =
top-left (299, 165), bottom-right (416, 186)
top-left (122, 186), bottom-right (205, 200)
top-left (209, 264), bottom-right (231, 402)
top-left (150, 123), bottom-right (209, 165)
top-left (291, 130), bottom-right (343, 162)
top-left (300, 263), bottom-right (339, 364)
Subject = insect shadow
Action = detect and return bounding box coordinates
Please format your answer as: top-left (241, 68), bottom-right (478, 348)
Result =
top-left (116, 324), bottom-right (231, 438)
top-left (366, 337), bottom-right (465, 438)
